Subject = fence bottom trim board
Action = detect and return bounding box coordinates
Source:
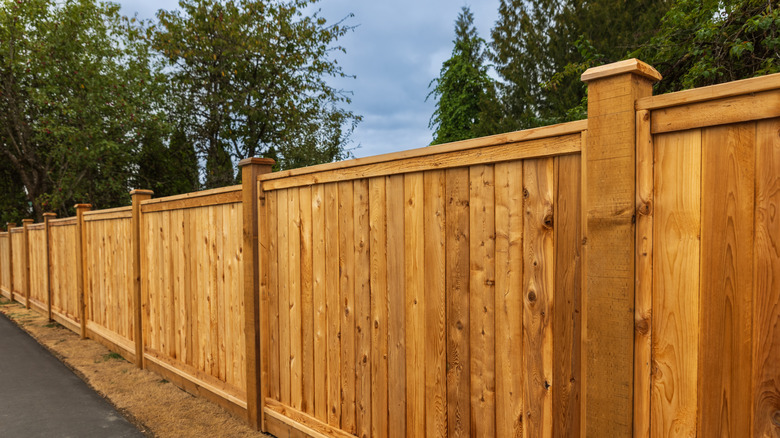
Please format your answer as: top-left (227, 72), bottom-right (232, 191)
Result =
top-left (51, 311), bottom-right (81, 334)
top-left (142, 351), bottom-right (248, 418)
top-left (0, 287), bottom-right (11, 300)
top-left (12, 293), bottom-right (27, 308)
top-left (29, 298), bottom-right (47, 316)
top-left (263, 399), bottom-right (358, 438)
top-left (85, 321), bottom-right (136, 364)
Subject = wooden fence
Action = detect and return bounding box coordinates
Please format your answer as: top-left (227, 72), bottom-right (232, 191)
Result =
top-left (0, 60), bottom-right (777, 438)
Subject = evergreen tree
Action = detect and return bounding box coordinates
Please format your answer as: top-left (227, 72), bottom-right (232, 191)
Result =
top-left (428, 7), bottom-right (494, 145)
top-left (134, 127), bottom-right (200, 197)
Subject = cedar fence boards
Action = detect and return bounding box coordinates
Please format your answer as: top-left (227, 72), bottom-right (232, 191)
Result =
top-left (2, 60), bottom-right (779, 437)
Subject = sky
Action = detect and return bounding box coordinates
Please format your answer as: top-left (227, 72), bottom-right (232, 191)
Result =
top-left (118, 0), bottom-right (500, 158)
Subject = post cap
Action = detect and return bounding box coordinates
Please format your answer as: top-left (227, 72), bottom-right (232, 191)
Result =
top-left (581, 58), bottom-right (662, 83)
top-left (43, 213), bottom-right (57, 218)
top-left (74, 203), bottom-right (93, 209)
top-left (130, 189), bottom-right (154, 196)
top-left (238, 157), bottom-right (275, 168)
top-left (6, 222), bottom-right (16, 228)
top-left (22, 219), bottom-right (34, 224)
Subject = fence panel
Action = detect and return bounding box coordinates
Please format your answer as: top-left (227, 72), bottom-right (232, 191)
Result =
top-left (0, 232), bottom-right (9, 298)
top-left (27, 224), bottom-right (47, 311)
top-left (636, 78), bottom-right (780, 438)
top-left (49, 218), bottom-right (80, 331)
top-left (83, 207), bottom-right (135, 359)
top-left (10, 228), bottom-right (23, 302)
top-left (258, 123), bottom-right (585, 437)
top-left (141, 186), bottom-right (247, 417)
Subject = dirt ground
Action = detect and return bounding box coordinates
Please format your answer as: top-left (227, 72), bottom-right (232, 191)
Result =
top-left (0, 297), bottom-right (272, 438)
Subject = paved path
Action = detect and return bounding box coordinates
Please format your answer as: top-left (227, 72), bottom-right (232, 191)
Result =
top-left (0, 312), bottom-right (144, 438)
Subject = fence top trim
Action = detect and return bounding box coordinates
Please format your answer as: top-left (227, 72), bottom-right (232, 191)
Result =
top-left (258, 119), bottom-right (587, 183)
top-left (83, 205), bottom-right (132, 217)
top-left (50, 217), bottom-right (77, 226)
top-left (636, 72), bottom-right (780, 111)
top-left (141, 184), bottom-right (242, 207)
top-left (28, 223), bottom-right (45, 230)
top-left (581, 58), bottom-right (662, 83)
top-left (10, 227), bottom-right (22, 233)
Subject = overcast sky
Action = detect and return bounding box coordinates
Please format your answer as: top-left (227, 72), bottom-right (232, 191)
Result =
top-left (118, 0), bottom-right (500, 158)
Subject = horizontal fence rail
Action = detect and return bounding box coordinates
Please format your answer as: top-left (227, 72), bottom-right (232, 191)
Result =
top-left (0, 60), bottom-right (778, 438)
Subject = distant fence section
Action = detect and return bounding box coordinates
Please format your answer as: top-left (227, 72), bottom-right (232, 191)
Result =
top-left (0, 60), bottom-right (778, 438)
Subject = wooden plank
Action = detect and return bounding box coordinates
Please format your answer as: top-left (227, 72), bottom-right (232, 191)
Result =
top-left (469, 164), bottom-right (496, 438)
top-left (264, 398), bottom-right (358, 438)
top-left (299, 186), bottom-right (315, 415)
top-left (262, 134), bottom-right (581, 191)
top-left (651, 130), bottom-right (701, 437)
top-left (650, 89), bottom-right (780, 134)
top-left (423, 170), bottom-right (447, 438)
top-left (634, 110), bottom-right (652, 438)
top-left (289, 190), bottom-right (303, 410)
top-left (141, 190), bottom-right (242, 213)
top-left (277, 189), bottom-right (292, 405)
top-left (580, 59), bottom-right (662, 83)
top-left (82, 208), bottom-right (133, 222)
top-left (636, 71), bottom-right (780, 110)
top-left (311, 185), bottom-right (328, 422)
top-left (445, 167), bottom-right (470, 438)
top-left (338, 181), bottom-right (356, 434)
top-left (386, 174), bottom-right (406, 436)
top-left (141, 184), bottom-right (241, 206)
top-left (368, 177), bottom-right (388, 438)
top-left (268, 190), bottom-right (281, 402)
top-left (131, 190), bottom-right (152, 368)
top-left (553, 154), bottom-right (581, 438)
top-left (494, 160), bottom-right (524, 438)
top-left (261, 120), bottom-right (586, 183)
top-left (752, 117), bottom-right (780, 437)
top-left (75, 204), bottom-right (91, 339)
top-left (522, 158), bottom-right (554, 438)
top-left (353, 179), bottom-right (371, 438)
top-left (404, 172), bottom-right (425, 438)
top-left (324, 183), bottom-right (341, 428)
top-left (698, 123), bottom-right (754, 437)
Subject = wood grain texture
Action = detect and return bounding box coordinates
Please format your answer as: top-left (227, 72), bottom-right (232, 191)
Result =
top-left (553, 154), bottom-right (581, 438)
top-left (522, 158), bottom-right (555, 438)
top-left (299, 187), bottom-right (315, 416)
top-left (424, 170), bottom-right (447, 438)
top-left (369, 177), bottom-right (389, 438)
top-left (278, 189), bottom-right (292, 406)
top-left (651, 130), bottom-right (701, 438)
top-left (445, 167), bottom-right (470, 438)
top-left (289, 189), bottom-right (303, 410)
top-left (404, 172), bottom-right (425, 438)
top-left (752, 117), bottom-right (780, 438)
top-left (386, 174), bottom-right (407, 436)
top-left (469, 164), bottom-right (496, 438)
top-left (324, 183), bottom-right (341, 428)
top-left (268, 190), bottom-right (282, 402)
top-left (337, 181), bottom-right (356, 434)
top-left (494, 161), bottom-right (524, 438)
top-left (353, 179), bottom-right (371, 438)
top-left (699, 122), bottom-right (755, 437)
top-left (311, 185), bottom-right (328, 422)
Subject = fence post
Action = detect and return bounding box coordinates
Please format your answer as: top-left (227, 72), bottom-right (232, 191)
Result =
top-left (239, 157), bottom-right (275, 430)
top-left (580, 59), bottom-right (661, 437)
top-left (74, 204), bottom-right (92, 339)
top-left (43, 213), bottom-right (57, 321)
top-left (21, 219), bottom-right (33, 309)
top-left (130, 189), bottom-right (153, 369)
top-left (6, 223), bottom-right (14, 301)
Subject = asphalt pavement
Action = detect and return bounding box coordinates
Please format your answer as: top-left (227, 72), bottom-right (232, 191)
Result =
top-left (0, 312), bottom-right (145, 438)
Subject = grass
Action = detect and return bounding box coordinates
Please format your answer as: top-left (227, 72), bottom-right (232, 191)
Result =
top-left (96, 352), bottom-right (125, 363)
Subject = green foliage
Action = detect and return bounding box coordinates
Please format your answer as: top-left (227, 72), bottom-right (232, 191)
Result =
top-left (134, 127), bottom-right (201, 198)
top-left (631, 0), bottom-right (780, 94)
top-left (0, 0), bottom-right (166, 219)
top-left (427, 7), bottom-right (495, 145)
top-left (154, 0), bottom-right (360, 186)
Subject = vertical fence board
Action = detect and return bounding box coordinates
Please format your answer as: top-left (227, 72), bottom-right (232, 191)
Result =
top-left (353, 179), bottom-right (371, 438)
top-left (311, 185), bottom-right (328, 421)
top-left (386, 174), bottom-right (407, 436)
top-left (300, 187), bottom-right (315, 415)
top-left (752, 117), bottom-right (780, 437)
top-left (404, 172), bottom-right (425, 438)
top-left (469, 164), bottom-right (496, 438)
top-left (338, 181), bottom-right (356, 434)
top-left (495, 161), bottom-right (524, 438)
top-left (278, 189), bottom-right (292, 406)
top-left (369, 176), bottom-right (389, 438)
top-left (651, 130), bottom-right (701, 438)
top-left (424, 169), bottom-right (447, 438)
top-left (268, 190), bottom-right (281, 402)
top-left (325, 182), bottom-right (342, 428)
top-left (699, 123), bottom-right (755, 437)
top-left (445, 167), bottom-right (471, 438)
top-left (289, 190), bottom-right (303, 410)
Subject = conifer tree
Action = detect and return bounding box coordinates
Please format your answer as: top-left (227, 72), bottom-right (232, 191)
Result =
top-left (428, 7), bottom-right (494, 145)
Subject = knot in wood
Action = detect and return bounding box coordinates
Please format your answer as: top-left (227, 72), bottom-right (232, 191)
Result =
top-left (527, 290), bottom-right (537, 303)
top-left (543, 214), bottom-right (554, 229)
top-left (522, 188), bottom-right (529, 199)
top-left (772, 410), bottom-right (780, 427)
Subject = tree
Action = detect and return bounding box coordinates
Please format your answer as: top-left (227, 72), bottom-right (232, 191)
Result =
top-left (631, 0), bottom-right (780, 94)
top-left (154, 0), bottom-right (360, 187)
top-left (427, 7), bottom-right (495, 145)
top-left (0, 0), bottom-right (166, 219)
top-left (134, 127), bottom-right (201, 198)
